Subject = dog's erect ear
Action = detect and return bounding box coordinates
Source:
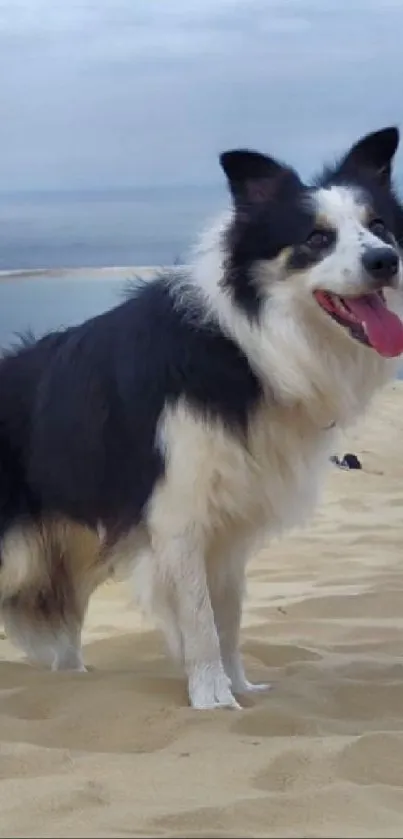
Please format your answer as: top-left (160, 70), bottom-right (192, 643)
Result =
top-left (219, 149), bottom-right (301, 206)
top-left (338, 127), bottom-right (399, 185)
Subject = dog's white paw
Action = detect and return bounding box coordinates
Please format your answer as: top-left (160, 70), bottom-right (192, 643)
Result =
top-left (224, 655), bottom-right (271, 695)
top-left (52, 661), bottom-right (88, 673)
top-left (51, 649), bottom-right (87, 672)
top-left (233, 679), bottom-right (271, 694)
top-left (188, 664), bottom-right (242, 710)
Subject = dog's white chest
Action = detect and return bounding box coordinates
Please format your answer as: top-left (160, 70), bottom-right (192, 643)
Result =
top-left (156, 401), bottom-right (335, 541)
top-left (226, 406), bottom-right (333, 536)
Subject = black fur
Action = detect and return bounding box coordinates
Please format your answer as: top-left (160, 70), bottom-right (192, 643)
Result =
top-left (0, 275), bottom-right (262, 544)
top-left (222, 171), bottom-right (316, 316)
top-left (315, 126), bottom-right (403, 246)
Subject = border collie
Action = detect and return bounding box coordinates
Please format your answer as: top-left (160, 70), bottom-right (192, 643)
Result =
top-left (1, 127), bottom-right (403, 709)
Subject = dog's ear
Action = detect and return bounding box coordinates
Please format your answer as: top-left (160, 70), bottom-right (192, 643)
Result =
top-left (337, 127), bottom-right (399, 185)
top-left (219, 149), bottom-right (301, 206)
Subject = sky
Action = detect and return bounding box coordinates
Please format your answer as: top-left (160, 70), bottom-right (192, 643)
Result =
top-left (0, 0), bottom-right (402, 191)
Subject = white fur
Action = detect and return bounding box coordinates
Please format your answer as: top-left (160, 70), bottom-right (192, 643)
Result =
top-left (308, 186), bottom-right (401, 296)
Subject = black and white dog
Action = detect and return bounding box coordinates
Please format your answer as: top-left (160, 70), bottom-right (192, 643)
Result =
top-left (1, 127), bottom-right (403, 709)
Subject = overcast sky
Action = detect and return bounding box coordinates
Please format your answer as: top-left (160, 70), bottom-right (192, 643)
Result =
top-left (0, 0), bottom-right (402, 191)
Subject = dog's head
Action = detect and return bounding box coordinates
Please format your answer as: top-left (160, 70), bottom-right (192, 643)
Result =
top-left (220, 127), bottom-right (403, 359)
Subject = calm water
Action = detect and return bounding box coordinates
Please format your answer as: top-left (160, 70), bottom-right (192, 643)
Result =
top-left (0, 274), bottom-right (127, 345)
top-left (0, 186), bottom-right (224, 270)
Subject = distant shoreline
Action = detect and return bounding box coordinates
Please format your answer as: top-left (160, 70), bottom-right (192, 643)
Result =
top-left (0, 266), bottom-right (169, 282)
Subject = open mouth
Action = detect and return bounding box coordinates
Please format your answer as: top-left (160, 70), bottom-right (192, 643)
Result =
top-left (314, 289), bottom-right (403, 358)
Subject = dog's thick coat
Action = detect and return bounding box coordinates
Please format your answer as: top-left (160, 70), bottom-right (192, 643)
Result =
top-left (1, 128), bottom-right (403, 708)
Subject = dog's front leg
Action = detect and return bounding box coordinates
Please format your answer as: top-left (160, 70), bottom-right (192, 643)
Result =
top-left (208, 549), bottom-right (270, 695)
top-left (153, 530), bottom-right (241, 710)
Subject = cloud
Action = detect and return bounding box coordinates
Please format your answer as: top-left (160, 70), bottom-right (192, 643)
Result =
top-left (0, 0), bottom-right (402, 190)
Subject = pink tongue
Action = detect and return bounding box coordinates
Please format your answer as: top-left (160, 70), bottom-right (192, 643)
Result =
top-left (346, 294), bottom-right (403, 358)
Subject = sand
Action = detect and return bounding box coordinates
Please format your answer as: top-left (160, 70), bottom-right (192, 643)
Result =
top-left (1, 383), bottom-right (403, 838)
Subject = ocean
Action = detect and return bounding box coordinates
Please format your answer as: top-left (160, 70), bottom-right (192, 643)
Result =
top-left (0, 185), bottom-right (224, 271)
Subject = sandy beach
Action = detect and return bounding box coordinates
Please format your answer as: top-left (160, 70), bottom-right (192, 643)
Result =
top-left (1, 381), bottom-right (403, 837)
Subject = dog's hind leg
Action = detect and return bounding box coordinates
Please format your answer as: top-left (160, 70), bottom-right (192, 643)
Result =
top-left (0, 521), bottom-right (102, 671)
top-left (207, 546), bottom-right (270, 695)
top-left (2, 592), bottom-right (86, 671)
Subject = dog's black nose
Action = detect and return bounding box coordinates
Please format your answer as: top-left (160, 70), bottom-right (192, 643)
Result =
top-left (362, 247), bottom-right (399, 284)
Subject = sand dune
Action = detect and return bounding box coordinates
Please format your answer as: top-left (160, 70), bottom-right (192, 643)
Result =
top-left (1, 383), bottom-right (403, 837)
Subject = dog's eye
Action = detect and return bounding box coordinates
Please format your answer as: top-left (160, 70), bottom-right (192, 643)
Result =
top-left (306, 229), bottom-right (333, 249)
top-left (369, 218), bottom-right (387, 238)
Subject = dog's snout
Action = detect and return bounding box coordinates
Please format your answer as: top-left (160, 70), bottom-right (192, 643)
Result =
top-left (362, 247), bottom-right (399, 285)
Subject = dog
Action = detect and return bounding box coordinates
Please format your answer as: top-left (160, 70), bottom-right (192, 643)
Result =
top-left (1, 126), bottom-right (403, 709)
